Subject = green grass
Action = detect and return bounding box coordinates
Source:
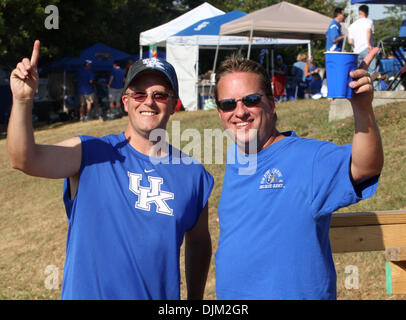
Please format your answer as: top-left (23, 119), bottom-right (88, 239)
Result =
top-left (0, 98), bottom-right (405, 300)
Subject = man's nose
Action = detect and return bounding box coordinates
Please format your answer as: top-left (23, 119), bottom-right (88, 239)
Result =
top-left (233, 100), bottom-right (249, 117)
top-left (143, 93), bottom-right (154, 106)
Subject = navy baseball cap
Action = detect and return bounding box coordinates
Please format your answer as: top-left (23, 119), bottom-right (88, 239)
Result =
top-left (124, 58), bottom-right (179, 97)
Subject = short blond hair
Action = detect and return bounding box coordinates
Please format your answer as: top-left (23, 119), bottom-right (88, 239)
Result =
top-left (214, 53), bottom-right (273, 102)
top-left (296, 53), bottom-right (307, 62)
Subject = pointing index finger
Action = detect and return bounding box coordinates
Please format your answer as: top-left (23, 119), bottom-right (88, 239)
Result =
top-left (358, 47), bottom-right (379, 70)
top-left (30, 40), bottom-right (40, 68)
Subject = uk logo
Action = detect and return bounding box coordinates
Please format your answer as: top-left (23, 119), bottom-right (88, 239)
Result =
top-left (259, 168), bottom-right (285, 190)
top-left (128, 172), bottom-right (174, 216)
top-left (142, 58), bottom-right (165, 71)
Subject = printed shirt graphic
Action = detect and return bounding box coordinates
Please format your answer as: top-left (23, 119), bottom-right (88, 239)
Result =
top-left (215, 131), bottom-right (379, 300)
top-left (62, 133), bottom-right (213, 300)
top-left (259, 168), bottom-right (284, 189)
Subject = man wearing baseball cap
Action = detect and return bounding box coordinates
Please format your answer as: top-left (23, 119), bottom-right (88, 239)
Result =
top-left (7, 41), bottom-right (213, 300)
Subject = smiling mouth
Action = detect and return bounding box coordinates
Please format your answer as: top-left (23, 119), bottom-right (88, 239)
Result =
top-left (140, 111), bottom-right (157, 116)
top-left (235, 122), bottom-right (249, 127)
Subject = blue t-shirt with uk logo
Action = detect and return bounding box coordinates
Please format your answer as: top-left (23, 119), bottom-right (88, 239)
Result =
top-left (215, 131), bottom-right (379, 300)
top-left (61, 133), bottom-right (213, 299)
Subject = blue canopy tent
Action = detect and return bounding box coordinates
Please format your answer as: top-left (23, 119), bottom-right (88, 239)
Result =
top-left (79, 43), bottom-right (134, 72)
top-left (172, 10), bottom-right (247, 38)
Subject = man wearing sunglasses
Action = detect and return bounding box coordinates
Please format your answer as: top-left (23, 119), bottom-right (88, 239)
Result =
top-left (214, 51), bottom-right (383, 299)
top-left (7, 40), bottom-right (213, 300)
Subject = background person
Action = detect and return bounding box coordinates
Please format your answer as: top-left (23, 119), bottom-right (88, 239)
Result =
top-left (108, 60), bottom-right (125, 111)
top-left (326, 7), bottom-right (346, 52)
top-left (348, 5), bottom-right (377, 75)
top-left (304, 56), bottom-right (322, 98)
top-left (291, 53), bottom-right (308, 99)
top-left (213, 50), bottom-right (383, 299)
top-left (271, 54), bottom-right (287, 102)
top-left (75, 60), bottom-right (98, 121)
top-left (7, 41), bottom-right (213, 300)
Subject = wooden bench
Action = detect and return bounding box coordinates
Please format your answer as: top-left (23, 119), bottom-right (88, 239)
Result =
top-left (330, 210), bottom-right (406, 294)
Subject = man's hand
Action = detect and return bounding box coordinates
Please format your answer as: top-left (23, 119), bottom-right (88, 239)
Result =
top-left (10, 40), bottom-right (40, 101)
top-left (349, 47), bottom-right (379, 107)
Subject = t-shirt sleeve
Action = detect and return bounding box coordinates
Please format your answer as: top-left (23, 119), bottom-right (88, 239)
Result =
top-left (310, 143), bottom-right (379, 218)
top-left (186, 167), bottom-right (214, 231)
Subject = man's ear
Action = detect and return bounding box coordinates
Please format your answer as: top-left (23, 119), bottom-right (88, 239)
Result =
top-left (122, 94), bottom-right (129, 113)
top-left (170, 97), bottom-right (177, 115)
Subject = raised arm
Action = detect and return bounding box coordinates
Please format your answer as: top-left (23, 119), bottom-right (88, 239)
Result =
top-left (349, 47), bottom-right (384, 184)
top-left (184, 202), bottom-right (212, 300)
top-left (7, 40), bottom-right (82, 179)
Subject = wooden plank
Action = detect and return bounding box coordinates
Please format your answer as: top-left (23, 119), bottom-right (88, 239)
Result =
top-left (331, 210), bottom-right (406, 228)
top-left (386, 246), bottom-right (406, 262)
top-left (330, 224), bottom-right (406, 253)
top-left (386, 261), bottom-right (406, 294)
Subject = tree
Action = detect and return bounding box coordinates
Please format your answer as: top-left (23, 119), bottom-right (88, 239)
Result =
top-left (0, 0), bottom-right (188, 69)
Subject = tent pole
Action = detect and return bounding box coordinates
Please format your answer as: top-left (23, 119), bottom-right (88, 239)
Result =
top-left (247, 27), bottom-right (253, 59)
top-left (213, 35), bottom-right (221, 73)
top-left (63, 70), bottom-right (67, 113)
top-left (210, 36), bottom-right (221, 96)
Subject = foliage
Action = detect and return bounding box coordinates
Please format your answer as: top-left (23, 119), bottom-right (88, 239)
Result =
top-left (0, 0), bottom-right (186, 68)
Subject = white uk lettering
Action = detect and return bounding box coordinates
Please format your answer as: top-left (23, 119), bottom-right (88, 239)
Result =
top-left (128, 172), bottom-right (174, 216)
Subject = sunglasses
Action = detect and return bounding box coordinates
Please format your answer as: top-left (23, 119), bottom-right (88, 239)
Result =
top-left (217, 93), bottom-right (263, 111)
top-left (125, 91), bottom-right (172, 103)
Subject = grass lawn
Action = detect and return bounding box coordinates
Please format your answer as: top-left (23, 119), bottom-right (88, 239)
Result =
top-left (0, 98), bottom-right (405, 299)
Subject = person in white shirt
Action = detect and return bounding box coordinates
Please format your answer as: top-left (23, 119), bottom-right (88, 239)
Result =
top-left (348, 5), bottom-right (377, 75)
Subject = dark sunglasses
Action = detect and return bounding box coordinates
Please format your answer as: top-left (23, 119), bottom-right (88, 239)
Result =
top-left (217, 93), bottom-right (263, 111)
top-left (125, 91), bottom-right (172, 103)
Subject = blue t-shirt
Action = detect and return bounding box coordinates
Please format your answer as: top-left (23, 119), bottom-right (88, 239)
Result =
top-left (215, 131), bottom-right (379, 300)
top-left (291, 61), bottom-right (306, 83)
top-left (75, 68), bottom-right (94, 94)
top-left (61, 133), bottom-right (214, 300)
top-left (326, 19), bottom-right (343, 52)
top-left (110, 67), bottom-right (125, 89)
